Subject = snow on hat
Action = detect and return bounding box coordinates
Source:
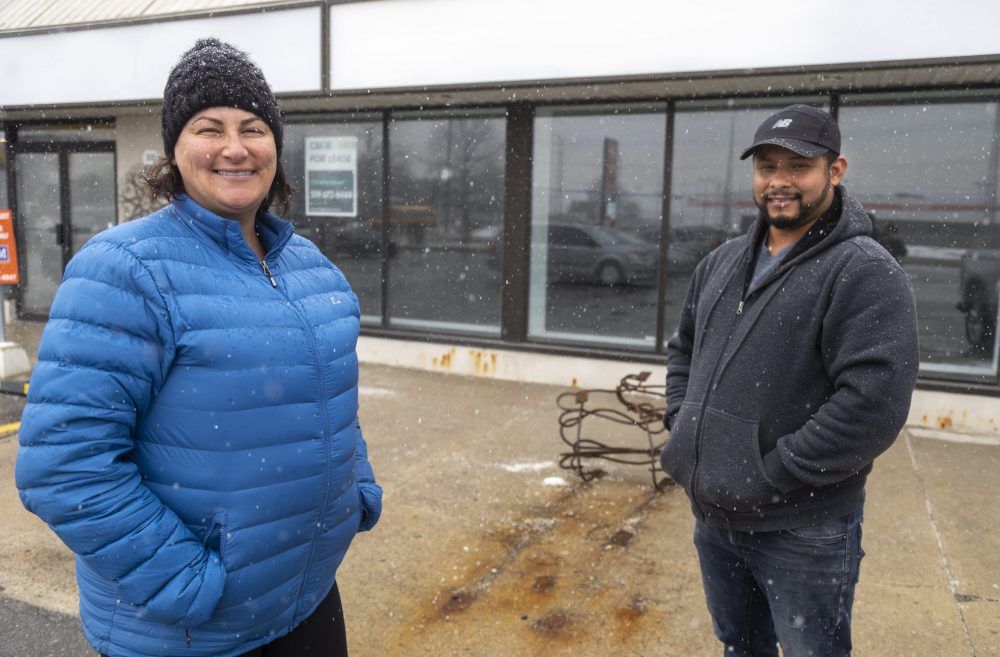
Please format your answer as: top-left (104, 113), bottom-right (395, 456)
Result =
top-left (161, 37), bottom-right (283, 156)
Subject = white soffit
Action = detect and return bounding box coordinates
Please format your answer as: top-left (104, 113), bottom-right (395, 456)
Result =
top-left (0, 5), bottom-right (321, 107)
top-left (329, 0), bottom-right (1000, 91)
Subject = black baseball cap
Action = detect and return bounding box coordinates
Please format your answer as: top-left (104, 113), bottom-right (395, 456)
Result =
top-left (739, 104), bottom-right (840, 160)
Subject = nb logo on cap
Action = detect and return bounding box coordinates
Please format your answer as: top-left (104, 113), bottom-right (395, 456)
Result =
top-left (772, 119), bottom-right (793, 129)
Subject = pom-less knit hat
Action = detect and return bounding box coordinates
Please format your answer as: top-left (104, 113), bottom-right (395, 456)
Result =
top-left (161, 37), bottom-right (283, 156)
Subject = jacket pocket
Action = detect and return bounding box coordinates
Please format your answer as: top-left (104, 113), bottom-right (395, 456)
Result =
top-left (357, 482), bottom-right (383, 532)
top-left (659, 401), bottom-right (700, 490)
top-left (695, 407), bottom-right (775, 513)
top-left (201, 511), bottom-right (230, 568)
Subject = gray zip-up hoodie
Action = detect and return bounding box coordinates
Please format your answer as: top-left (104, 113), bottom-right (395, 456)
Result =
top-left (661, 187), bottom-right (919, 531)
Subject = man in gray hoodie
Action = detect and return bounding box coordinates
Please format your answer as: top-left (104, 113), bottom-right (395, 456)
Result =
top-left (661, 105), bottom-right (919, 657)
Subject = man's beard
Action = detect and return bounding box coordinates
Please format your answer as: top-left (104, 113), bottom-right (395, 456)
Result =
top-left (757, 182), bottom-right (832, 231)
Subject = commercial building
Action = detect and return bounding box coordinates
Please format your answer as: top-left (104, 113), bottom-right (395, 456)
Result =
top-left (2, 0), bottom-right (1000, 430)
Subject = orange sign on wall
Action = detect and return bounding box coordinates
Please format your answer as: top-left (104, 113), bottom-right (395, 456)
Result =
top-left (0, 210), bottom-right (20, 285)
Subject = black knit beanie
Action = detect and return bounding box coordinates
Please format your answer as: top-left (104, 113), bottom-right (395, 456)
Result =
top-left (161, 38), bottom-right (283, 156)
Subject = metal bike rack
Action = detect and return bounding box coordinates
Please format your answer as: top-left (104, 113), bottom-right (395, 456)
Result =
top-left (556, 371), bottom-right (671, 490)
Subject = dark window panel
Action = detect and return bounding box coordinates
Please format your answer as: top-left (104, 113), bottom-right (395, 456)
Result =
top-left (841, 100), bottom-right (1000, 381)
top-left (529, 107), bottom-right (666, 349)
top-left (387, 112), bottom-right (506, 335)
top-left (283, 119), bottom-right (385, 325)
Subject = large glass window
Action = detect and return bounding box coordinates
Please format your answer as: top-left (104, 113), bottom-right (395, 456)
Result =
top-left (665, 99), bottom-right (829, 345)
top-left (529, 106), bottom-right (666, 348)
top-left (387, 110), bottom-right (506, 335)
top-left (283, 117), bottom-right (384, 325)
top-left (840, 97), bottom-right (1000, 381)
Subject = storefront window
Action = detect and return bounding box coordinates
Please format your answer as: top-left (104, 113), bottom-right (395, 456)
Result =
top-left (387, 111), bottom-right (506, 335)
top-left (840, 98), bottom-right (1000, 381)
top-left (283, 117), bottom-right (384, 325)
top-left (664, 99), bottom-right (828, 345)
top-left (529, 106), bottom-right (666, 348)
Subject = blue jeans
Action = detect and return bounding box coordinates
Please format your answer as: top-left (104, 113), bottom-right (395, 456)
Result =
top-left (693, 511), bottom-right (864, 657)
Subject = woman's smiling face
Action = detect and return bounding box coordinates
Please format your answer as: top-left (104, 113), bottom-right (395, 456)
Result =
top-left (172, 106), bottom-right (277, 224)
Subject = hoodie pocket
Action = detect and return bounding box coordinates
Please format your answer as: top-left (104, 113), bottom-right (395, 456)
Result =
top-left (659, 401), bottom-right (700, 490)
top-left (695, 407), bottom-right (775, 513)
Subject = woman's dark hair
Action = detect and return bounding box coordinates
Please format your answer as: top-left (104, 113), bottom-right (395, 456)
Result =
top-left (142, 156), bottom-right (294, 217)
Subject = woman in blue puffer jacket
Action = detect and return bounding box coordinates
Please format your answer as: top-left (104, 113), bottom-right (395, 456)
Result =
top-left (15, 38), bottom-right (382, 657)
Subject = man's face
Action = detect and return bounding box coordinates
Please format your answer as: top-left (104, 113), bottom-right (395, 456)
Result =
top-left (752, 145), bottom-right (846, 231)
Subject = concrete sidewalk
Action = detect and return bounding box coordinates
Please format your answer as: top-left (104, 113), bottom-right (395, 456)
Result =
top-left (1, 361), bottom-right (998, 656)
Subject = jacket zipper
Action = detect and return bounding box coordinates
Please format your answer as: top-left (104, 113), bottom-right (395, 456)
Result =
top-left (252, 259), bottom-right (335, 615)
top-left (257, 264), bottom-right (337, 617)
top-left (689, 246), bottom-right (790, 517)
top-left (260, 259), bottom-right (277, 287)
top-left (689, 256), bottom-right (759, 516)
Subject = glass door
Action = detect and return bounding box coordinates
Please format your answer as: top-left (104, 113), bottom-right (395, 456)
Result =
top-left (15, 152), bottom-right (63, 316)
top-left (69, 152), bottom-right (117, 252)
top-left (14, 141), bottom-right (116, 317)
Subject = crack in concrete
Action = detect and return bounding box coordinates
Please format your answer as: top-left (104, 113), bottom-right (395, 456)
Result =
top-left (905, 431), bottom-right (978, 657)
top-left (955, 593), bottom-right (1000, 604)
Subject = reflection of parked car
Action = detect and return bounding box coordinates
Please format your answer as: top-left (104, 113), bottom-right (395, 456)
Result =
top-left (668, 226), bottom-right (731, 261)
top-left (294, 219), bottom-right (398, 259)
top-left (330, 222), bottom-right (398, 258)
top-left (487, 222), bottom-right (715, 282)
top-left (957, 249), bottom-right (1000, 352)
top-left (546, 223), bottom-right (658, 287)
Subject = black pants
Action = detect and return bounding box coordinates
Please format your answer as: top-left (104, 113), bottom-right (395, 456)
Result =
top-left (100, 583), bottom-right (348, 657)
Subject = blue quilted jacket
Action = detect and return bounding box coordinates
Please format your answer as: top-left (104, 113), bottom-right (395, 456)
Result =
top-left (16, 195), bottom-right (382, 657)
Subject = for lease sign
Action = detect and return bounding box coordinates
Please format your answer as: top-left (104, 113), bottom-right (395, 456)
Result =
top-left (305, 136), bottom-right (358, 217)
top-left (0, 210), bottom-right (19, 285)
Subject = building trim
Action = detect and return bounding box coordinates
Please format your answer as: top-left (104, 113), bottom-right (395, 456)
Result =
top-left (0, 0), bottom-right (323, 38)
top-left (3, 55), bottom-right (1000, 115)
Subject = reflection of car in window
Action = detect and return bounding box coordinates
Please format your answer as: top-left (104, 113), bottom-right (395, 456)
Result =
top-left (545, 223), bottom-right (659, 287)
top-left (291, 217), bottom-right (399, 259)
top-left (957, 249), bottom-right (1000, 353)
top-left (330, 221), bottom-right (398, 258)
top-left (487, 222), bottom-right (731, 285)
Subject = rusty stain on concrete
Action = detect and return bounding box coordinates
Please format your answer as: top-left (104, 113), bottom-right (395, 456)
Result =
top-left (470, 349), bottom-right (494, 375)
top-left (937, 414), bottom-right (954, 430)
top-left (531, 610), bottom-right (571, 637)
top-left (607, 527), bottom-right (636, 547)
top-left (531, 574), bottom-right (557, 594)
top-left (439, 589), bottom-right (476, 616)
top-left (616, 594), bottom-right (648, 625)
top-left (391, 479), bottom-right (669, 652)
